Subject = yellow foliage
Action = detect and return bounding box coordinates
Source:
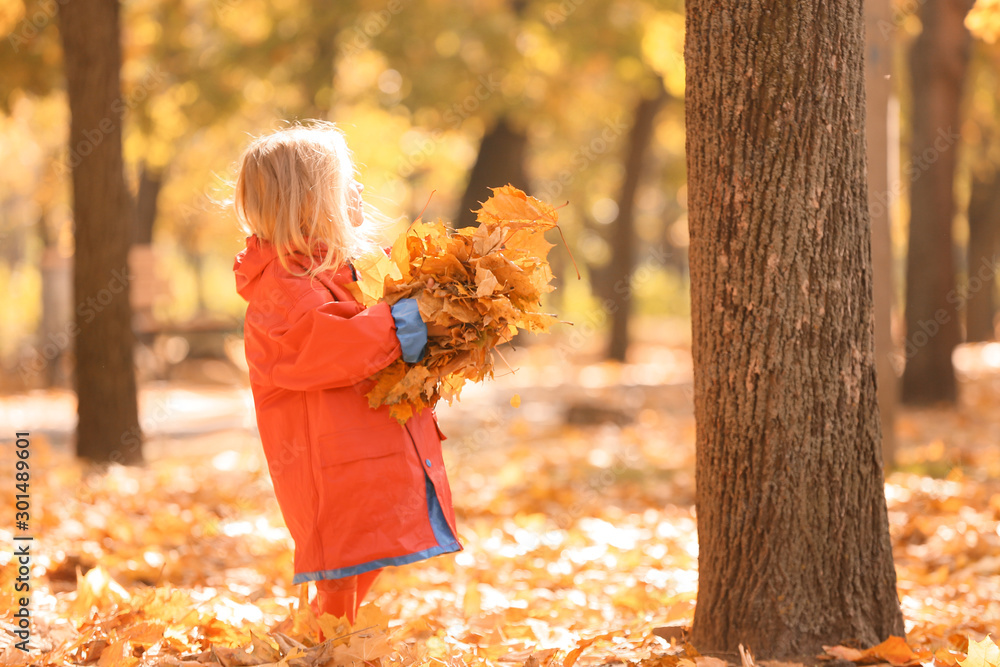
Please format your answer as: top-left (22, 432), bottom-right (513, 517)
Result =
top-left (968, 0), bottom-right (1000, 43)
top-left (0, 0), bottom-right (25, 35)
top-left (642, 11), bottom-right (686, 96)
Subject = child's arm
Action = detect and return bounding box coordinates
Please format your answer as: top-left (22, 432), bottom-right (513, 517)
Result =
top-left (247, 287), bottom-right (423, 391)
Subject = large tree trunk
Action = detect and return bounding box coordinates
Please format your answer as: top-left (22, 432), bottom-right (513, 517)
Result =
top-left (685, 1), bottom-right (904, 658)
top-left (606, 83), bottom-right (667, 362)
top-left (900, 0), bottom-right (972, 405)
top-left (965, 165), bottom-right (1000, 341)
top-left (456, 116), bottom-right (530, 228)
top-left (59, 0), bottom-right (143, 464)
top-left (865, 0), bottom-right (899, 466)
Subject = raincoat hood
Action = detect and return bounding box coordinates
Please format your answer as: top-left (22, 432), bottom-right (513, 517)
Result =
top-left (234, 235), bottom-right (352, 301)
top-left (233, 235), bottom-right (272, 301)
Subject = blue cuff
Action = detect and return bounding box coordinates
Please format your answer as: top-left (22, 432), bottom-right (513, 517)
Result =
top-left (390, 298), bottom-right (428, 363)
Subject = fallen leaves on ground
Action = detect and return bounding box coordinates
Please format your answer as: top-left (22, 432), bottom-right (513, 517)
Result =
top-left (823, 636), bottom-right (930, 666)
top-left (1, 341), bottom-right (1000, 666)
top-left (348, 185), bottom-right (561, 422)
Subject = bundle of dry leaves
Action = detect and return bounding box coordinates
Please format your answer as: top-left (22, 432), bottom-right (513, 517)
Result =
top-left (345, 185), bottom-right (562, 422)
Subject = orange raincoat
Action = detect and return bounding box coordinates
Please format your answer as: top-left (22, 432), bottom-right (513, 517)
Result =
top-left (234, 235), bottom-right (461, 583)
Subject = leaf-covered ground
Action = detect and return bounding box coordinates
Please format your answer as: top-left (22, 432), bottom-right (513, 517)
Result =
top-left (2, 339), bottom-right (1000, 666)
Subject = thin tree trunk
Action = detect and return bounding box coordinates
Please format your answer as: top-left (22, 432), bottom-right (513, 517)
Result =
top-left (606, 83), bottom-right (667, 362)
top-left (37, 208), bottom-right (71, 388)
top-left (865, 0), bottom-right (899, 466)
top-left (900, 0), bottom-right (972, 405)
top-left (965, 165), bottom-right (1000, 341)
top-left (59, 0), bottom-right (143, 464)
top-left (302, 33), bottom-right (335, 119)
top-left (134, 163), bottom-right (164, 245)
top-left (456, 116), bottom-right (530, 228)
top-left (190, 251), bottom-right (209, 316)
top-left (685, 0), bottom-right (904, 658)
top-left (131, 163), bottom-right (164, 333)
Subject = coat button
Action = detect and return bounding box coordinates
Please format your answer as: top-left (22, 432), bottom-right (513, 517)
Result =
top-left (424, 458), bottom-right (433, 467)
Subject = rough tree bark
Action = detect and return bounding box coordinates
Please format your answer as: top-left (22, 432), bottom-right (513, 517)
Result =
top-left (685, 1), bottom-right (904, 658)
top-left (900, 0), bottom-right (972, 405)
top-left (456, 116), bottom-right (530, 228)
top-left (606, 82), bottom-right (667, 362)
top-left (59, 0), bottom-right (143, 464)
top-left (965, 165), bottom-right (1000, 341)
top-left (865, 0), bottom-right (899, 466)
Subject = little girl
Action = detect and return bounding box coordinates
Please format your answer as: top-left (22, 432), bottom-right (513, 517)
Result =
top-left (232, 122), bottom-right (462, 624)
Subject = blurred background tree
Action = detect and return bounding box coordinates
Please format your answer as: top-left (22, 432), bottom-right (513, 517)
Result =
top-left (963, 2), bottom-right (1000, 342)
top-left (58, 0), bottom-right (142, 464)
top-left (900, 0), bottom-right (972, 406)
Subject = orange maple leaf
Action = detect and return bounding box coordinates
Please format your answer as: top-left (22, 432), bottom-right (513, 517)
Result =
top-left (824, 636), bottom-right (930, 667)
top-left (475, 184), bottom-right (559, 229)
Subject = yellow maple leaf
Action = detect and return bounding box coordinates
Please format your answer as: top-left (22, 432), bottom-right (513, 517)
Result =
top-left (410, 219), bottom-right (448, 242)
top-left (249, 631), bottom-right (282, 663)
top-left (390, 230), bottom-right (412, 281)
top-left (119, 621), bottom-right (165, 647)
top-left (352, 251), bottom-right (402, 307)
top-left (72, 565), bottom-right (130, 618)
top-left (475, 184), bottom-right (559, 229)
top-left (960, 636), bottom-right (1000, 667)
top-left (317, 612), bottom-right (353, 646)
top-left (472, 223), bottom-right (504, 255)
top-left (475, 266), bottom-right (500, 297)
top-left (353, 602), bottom-right (392, 632)
top-left (343, 632), bottom-right (394, 662)
top-left (385, 365), bottom-right (432, 404)
top-left (97, 640), bottom-right (139, 667)
top-left (505, 228), bottom-right (555, 262)
top-left (366, 359), bottom-right (408, 409)
top-left (389, 400), bottom-right (415, 423)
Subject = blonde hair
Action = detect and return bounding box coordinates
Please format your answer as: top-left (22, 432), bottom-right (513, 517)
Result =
top-left (233, 121), bottom-right (380, 276)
